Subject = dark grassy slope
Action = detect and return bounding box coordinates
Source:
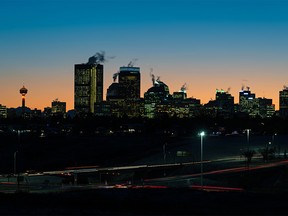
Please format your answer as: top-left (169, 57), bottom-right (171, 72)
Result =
top-left (0, 188), bottom-right (287, 215)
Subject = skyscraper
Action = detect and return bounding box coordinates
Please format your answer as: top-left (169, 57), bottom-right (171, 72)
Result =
top-left (144, 78), bottom-right (171, 118)
top-left (52, 99), bottom-right (66, 116)
top-left (258, 97), bottom-right (275, 118)
top-left (74, 63), bottom-right (103, 113)
top-left (0, 104), bottom-right (7, 118)
top-left (215, 89), bottom-right (234, 118)
top-left (279, 86), bottom-right (288, 118)
top-left (239, 87), bottom-right (258, 117)
top-left (118, 66), bottom-right (140, 100)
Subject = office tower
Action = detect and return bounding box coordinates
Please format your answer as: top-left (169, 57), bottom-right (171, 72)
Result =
top-left (258, 97), bottom-right (275, 118)
top-left (103, 64), bottom-right (141, 118)
top-left (239, 87), bottom-right (258, 117)
top-left (31, 108), bottom-right (42, 118)
top-left (279, 86), bottom-right (288, 118)
top-left (106, 83), bottom-right (120, 101)
top-left (144, 78), bottom-right (171, 118)
top-left (173, 84), bottom-right (188, 101)
top-left (118, 66), bottom-right (140, 100)
top-left (74, 63), bottom-right (103, 113)
top-left (52, 99), bottom-right (66, 116)
top-left (173, 92), bottom-right (187, 101)
top-left (43, 107), bottom-right (52, 118)
top-left (239, 88), bottom-right (255, 102)
top-left (215, 89), bottom-right (234, 118)
top-left (0, 104), bottom-right (7, 118)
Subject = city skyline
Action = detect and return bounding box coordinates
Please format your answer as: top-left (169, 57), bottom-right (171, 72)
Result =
top-left (1, 0), bottom-right (288, 110)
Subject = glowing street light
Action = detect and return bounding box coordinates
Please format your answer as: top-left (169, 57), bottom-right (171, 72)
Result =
top-left (163, 143), bottom-right (167, 176)
top-left (272, 133), bottom-right (279, 156)
top-left (14, 130), bottom-right (21, 175)
top-left (245, 129), bottom-right (251, 151)
top-left (14, 151), bottom-right (18, 175)
top-left (199, 131), bottom-right (205, 188)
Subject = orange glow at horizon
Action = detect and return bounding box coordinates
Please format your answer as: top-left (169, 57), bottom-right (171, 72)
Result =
top-left (0, 65), bottom-right (285, 111)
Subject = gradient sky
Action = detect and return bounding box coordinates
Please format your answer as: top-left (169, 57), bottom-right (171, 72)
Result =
top-left (1, 0), bottom-right (288, 111)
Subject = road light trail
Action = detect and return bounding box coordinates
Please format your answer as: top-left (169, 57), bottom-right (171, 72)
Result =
top-left (144, 160), bottom-right (288, 182)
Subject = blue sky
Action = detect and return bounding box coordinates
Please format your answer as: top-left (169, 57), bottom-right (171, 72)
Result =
top-left (1, 0), bottom-right (288, 110)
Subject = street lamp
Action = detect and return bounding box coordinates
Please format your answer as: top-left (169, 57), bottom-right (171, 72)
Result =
top-left (272, 133), bottom-right (279, 157)
top-left (163, 143), bottom-right (166, 164)
top-left (14, 130), bottom-right (21, 175)
top-left (199, 131), bottom-right (205, 189)
top-left (163, 143), bottom-right (167, 176)
top-left (246, 129), bottom-right (251, 151)
top-left (14, 151), bottom-right (18, 175)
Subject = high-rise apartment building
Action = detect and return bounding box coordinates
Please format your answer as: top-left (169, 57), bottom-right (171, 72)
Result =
top-left (279, 87), bottom-right (288, 118)
top-left (74, 63), bottom-right (103, 113)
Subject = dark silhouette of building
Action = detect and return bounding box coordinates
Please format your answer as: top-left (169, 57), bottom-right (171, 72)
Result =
top-left (215, 89), bottom-right (234, 118)
top-left (0, 104), bottom-right (7, 118)
top-left (144, 78), bottom-right (171, 118)
top-left (279, 86), bottom-right (288, 118)
top-left (52, 99), bottom-right (66, 117)
top-left (258, 97), bottom-right (275, 118)
top-left (118, 66), bottom-right (140, 100)
top-left (106, 83), bottom-right (120, 101)
top-left (74, 63), bottom-right (103, 113)
top-left (173, 92), bottom-right (187, 101)
top-left (144, 79), bottom-right (201, 118)
top-left (239, 87), bottom-right (258, 117)
top-left (103, 64), bottom-right (141, 118)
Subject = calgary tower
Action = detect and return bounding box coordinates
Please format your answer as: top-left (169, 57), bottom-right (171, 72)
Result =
top-left (19, 85), bottom-right (28, 109)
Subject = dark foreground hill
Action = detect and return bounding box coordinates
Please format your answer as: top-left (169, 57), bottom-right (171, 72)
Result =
top-left (0, 188), bottom-right (287, 216)
top-left (0, 134), bottom-right (166, 174)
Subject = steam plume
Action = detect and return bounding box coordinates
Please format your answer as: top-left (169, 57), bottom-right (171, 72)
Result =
top-left (180, 83), bottom-right (187, 92)
top-left (127, 58), bottom-right (138, 67)
top-left (87, 51), bottom-right (115, 65)
top-left (113, 71), bottom-right (119, 82)
top-left (150, 68), bottom-right (155, 86)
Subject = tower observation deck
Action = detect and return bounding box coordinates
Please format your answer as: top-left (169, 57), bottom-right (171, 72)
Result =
top-left (19, 85), bottom-right (28, 108)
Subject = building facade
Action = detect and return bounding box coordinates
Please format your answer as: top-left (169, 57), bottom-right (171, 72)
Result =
top-left (52, 99), bottom-right (66, 116)
top-left (0, 104), bottom-right (7, 118)
top-left (118, 66), bottom-right (140, 100)
top-left (215, 89), bottom-right (234, 118)
top-left (279, 87), bottom-right (288, 118)
top-left (74, 63), bottom-right (103, 113)
top-left (144, 79), bottom-right (171, 118)
top-left (239, 88), bottom-right (258, 117)
top-left (258, 98), bottom-right (275, 118)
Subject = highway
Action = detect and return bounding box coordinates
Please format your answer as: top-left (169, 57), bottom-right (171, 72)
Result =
top-left (2, 133), bottom-right (288, 193)
top-left (1, 155), bottom-right (288, 193)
